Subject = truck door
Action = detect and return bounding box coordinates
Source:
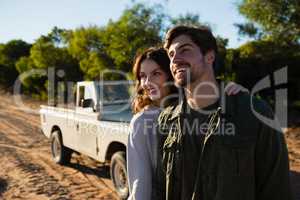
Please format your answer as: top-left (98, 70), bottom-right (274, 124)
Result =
top-left (75, 84), bottom-right (100, 159)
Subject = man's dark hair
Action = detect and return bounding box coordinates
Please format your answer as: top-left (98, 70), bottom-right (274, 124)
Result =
top-left (163, 25), bottom-right (218, 54)
top-left (163, 25), bottom-right (221, 74)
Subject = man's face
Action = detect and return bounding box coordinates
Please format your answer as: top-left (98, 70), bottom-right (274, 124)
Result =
top-left (167, 34), bottom-right (214, 87)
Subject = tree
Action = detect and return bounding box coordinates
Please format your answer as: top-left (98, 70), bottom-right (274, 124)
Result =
top-left (47, 26), bottom-right (71, 48)
top-left (237, 0), bottom-right (300, 44)
top-left (68, 26), bottom-right (115, 80)
top-left (29, 32), bottom-right (82, 81)
top-left (68, 3), bottom-right (164, 80)
top-left (68, 26), bottom-right (105, 61)
top-left (231, 40), bottom-right (300, 102)
top-left (234, 22), bottom-right (263, 40)
top-left (0, 40), bottom-right (31, 88)
top-left (16, 28), bottom-right (82, 100)
top-left (169, 13), bottom-right (205, 27)
top-left (15, 56), bottom-right (47, 97)
top-left (236, 0), bottom-right (300, 104)
top-left (101, 3), bottom-right (163, 73)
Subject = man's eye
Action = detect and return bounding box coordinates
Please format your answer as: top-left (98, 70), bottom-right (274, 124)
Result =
top-left (153, 71), bottom-right (160, 76)
top-left (140, 74), bottom-right (146, 79)
top-left (181, 48), bottom-right (189, 54)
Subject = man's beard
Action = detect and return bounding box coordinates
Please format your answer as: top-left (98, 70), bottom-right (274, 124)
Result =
top-left (174, 70), bottom-right (196, 88)
top-left (175, 78), bottom-right (187, 87)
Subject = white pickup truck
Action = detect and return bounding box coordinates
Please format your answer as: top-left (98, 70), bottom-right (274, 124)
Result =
top-left (40, 81), bottom-right (133, 199)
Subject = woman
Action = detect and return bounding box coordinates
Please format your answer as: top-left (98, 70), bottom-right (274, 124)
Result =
top-left (127, 47), bottom-right (247, 200)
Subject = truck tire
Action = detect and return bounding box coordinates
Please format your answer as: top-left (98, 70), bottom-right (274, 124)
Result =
top-left (50, 130), bottom-right (72, 165)
top-left (110, 151), bottom-right (128, 199)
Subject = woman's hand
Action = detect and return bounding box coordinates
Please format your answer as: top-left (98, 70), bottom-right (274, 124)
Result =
top-left (225, 81), bottom-right (249, 95)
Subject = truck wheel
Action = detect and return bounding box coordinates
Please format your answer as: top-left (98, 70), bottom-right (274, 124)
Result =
top-left (50, 130), bottom-right (72, 165)
top-left (110, 151), bottom-right (128, 199)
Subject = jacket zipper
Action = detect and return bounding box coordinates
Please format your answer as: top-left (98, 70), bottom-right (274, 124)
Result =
top-left (191, 107), bottom-right (221, 200)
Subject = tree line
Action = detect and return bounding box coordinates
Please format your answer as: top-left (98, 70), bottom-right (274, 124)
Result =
top-left (0, 1), bottom-right (299, 108)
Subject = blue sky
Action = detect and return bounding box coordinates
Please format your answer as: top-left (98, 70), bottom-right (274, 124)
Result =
top-left (0, 0), bottom-right (250, 48)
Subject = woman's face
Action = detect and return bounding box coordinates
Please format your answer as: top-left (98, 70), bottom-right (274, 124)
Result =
top-left (139, 59), bottom-right (170, 103)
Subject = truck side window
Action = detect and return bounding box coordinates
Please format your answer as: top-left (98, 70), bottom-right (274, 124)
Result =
top-left (79, 86), bottom-right (85, 107)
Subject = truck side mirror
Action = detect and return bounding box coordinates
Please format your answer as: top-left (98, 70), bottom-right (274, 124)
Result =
top-left (82, 98), bottom-right (94, 109)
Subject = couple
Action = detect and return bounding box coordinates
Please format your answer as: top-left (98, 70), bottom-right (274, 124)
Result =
top-left (127, 25), bottom-right (292, 200)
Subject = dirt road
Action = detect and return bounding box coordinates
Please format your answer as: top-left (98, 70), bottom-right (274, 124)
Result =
top-left (0, 93), bottom-right (119, 200)
top-left (0, 92), bottom-right (299, 199)
top-left (286, 125), bottom-right (300, 199)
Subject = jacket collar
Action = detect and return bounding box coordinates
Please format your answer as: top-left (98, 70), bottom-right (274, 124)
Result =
top-left (169, 96), bottom-right (185, 120)
top-left (169, 87), bottom-right (223, 121)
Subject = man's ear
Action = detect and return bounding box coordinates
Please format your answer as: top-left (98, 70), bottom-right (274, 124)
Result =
top-left (204, 50), bottom-right (215, 65)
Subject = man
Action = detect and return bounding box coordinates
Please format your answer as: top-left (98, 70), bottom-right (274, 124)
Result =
top-left (154, 25), bottom-right (293, 200)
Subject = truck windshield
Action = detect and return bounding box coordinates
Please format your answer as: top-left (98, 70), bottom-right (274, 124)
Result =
top-left (96, 81), bottom-right (133, 105)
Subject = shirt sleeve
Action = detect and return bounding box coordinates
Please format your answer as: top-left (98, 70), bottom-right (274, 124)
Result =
top-left (127, 114), bottom-right (152, 200)
top-left (255, 105), bottom-right (294, 200)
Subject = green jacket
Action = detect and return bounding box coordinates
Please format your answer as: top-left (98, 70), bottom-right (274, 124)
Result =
top-left (154, 92), bottom-right (293, 200)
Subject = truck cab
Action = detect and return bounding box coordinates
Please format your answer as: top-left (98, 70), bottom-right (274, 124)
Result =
top-left (40, 80), bottom-right (133, 199)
